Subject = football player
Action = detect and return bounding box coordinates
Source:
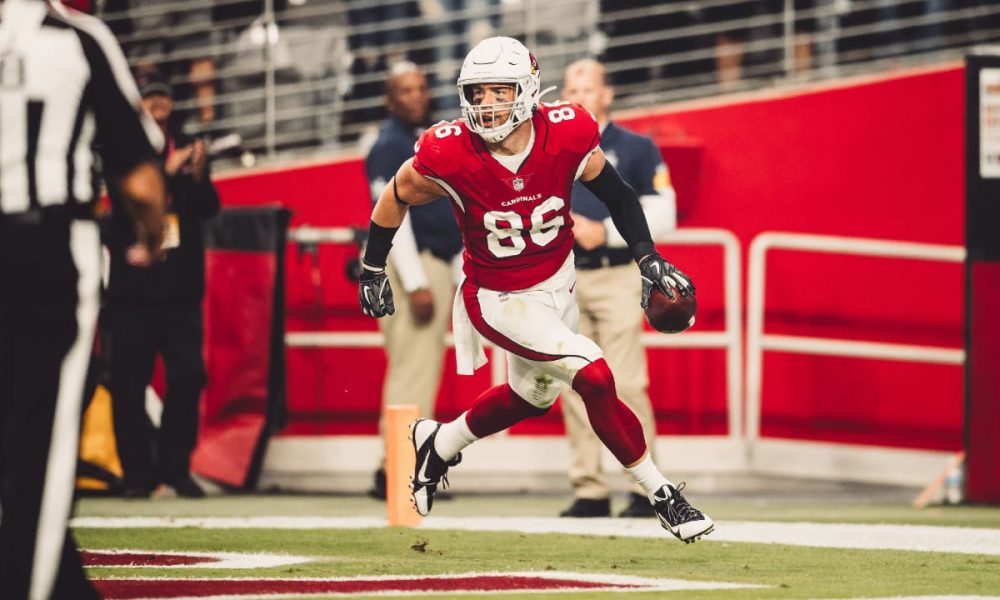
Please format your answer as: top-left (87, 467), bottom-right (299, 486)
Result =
top-left (358, 37), bottom-right (713, 543)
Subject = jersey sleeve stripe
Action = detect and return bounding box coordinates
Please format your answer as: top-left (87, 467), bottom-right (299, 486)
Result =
top-left (574, 148), bottom-right (598, 181)
top-left (424, 175), bottom-right (465, 213)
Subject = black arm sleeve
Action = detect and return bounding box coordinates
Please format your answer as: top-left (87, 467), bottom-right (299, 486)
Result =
top-left (362, 221), bottom-right (399, 270)
top-left (582, 161), bottom-right (656, 261)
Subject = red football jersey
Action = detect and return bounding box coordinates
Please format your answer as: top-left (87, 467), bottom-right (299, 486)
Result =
top-left (412, 102), bottom-right (600, 291)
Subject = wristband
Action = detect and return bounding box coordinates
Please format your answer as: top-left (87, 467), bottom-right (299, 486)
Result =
top-left (363, 220), bottom-right (398, 269)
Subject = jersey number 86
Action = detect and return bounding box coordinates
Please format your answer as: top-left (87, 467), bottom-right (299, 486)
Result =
top-left (483, 196), bottom-right (565, 258)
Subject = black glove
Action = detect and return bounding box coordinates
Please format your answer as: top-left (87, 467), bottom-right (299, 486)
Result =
top-left (638, 253), bottom-right (694, 308)
top-left (358, 265), bottom-right (395, 318)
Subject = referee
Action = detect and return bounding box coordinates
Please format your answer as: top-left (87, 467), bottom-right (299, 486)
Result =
top-left (0, 1), bottom-right (166, 598)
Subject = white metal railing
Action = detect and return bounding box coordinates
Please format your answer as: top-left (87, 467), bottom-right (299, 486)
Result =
top-left (285, 226), bottom-right (743, 439)
top-left (93, 0), bottom-right (1000, 165)
top-left (745, 231), bottom-right (966, 448)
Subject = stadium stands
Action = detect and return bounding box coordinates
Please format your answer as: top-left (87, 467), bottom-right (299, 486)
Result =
top-left (95, 0), bottom-right (1000, 165)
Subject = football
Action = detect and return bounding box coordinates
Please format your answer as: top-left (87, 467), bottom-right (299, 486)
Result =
top-left (645, 286), bottom-right (696, 334)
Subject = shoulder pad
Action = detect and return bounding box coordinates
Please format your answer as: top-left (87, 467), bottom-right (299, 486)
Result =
top-left (537, 102), bottom-right (600, 156)
top-left (413, 119), bottom-right (482, 179)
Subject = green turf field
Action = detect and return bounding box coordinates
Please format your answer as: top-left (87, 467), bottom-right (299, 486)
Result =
top-left (74, 493), bottom-right (1000, 599)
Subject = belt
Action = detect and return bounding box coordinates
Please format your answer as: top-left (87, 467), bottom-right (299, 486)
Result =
top-left (0, 204), bottom-right (94, 226)
top-left (575, 247), bottom-right (634, 270)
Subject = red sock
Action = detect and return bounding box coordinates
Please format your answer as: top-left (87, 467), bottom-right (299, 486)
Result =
top-left (571, 359), bottom-right (647, 466)
top-left (465, 384), bottom-right (548, 438)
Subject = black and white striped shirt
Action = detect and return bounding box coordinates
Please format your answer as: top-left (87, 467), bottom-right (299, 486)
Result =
top-left (0, 0), bottom-right (161, 219)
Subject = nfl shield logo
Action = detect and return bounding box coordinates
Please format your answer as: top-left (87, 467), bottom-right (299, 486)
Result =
top-left (512, 177), bottom-right (524, 191)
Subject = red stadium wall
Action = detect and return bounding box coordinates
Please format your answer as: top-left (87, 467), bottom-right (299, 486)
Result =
top-left (619, 63), bottom-right (965, 451)
top-left (213, 63), bottom-right (965, 452)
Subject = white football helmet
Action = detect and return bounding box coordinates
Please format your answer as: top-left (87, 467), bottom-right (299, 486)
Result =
top-left (457, 36), bottom-right (540, 144)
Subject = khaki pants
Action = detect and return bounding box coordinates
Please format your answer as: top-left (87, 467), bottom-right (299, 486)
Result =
top-left (560, 264), bottom-right (656, 499)
top-left (378, 251), bottom-right (454, 439)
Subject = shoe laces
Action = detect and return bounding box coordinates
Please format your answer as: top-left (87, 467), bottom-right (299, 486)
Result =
top-left (438, 453), bottom-right (462, 490)
top-left (667, 482), bottom-right (704, 523)
top-left (425, 451), bottom-right (462, 490)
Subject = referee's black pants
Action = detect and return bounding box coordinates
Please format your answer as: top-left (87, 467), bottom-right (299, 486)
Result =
top-left (107, 301), bottom-right (206, 491)
top-left (0, 218), bottom-right (101, 600)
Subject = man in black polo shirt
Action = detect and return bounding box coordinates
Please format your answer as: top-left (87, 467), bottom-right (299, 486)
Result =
top-left (105, 68), bottom-right (220, 499)
top-left (0, 1), bottom-right (166, 597)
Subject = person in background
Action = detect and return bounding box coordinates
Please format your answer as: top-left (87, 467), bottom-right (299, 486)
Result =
top-left (557, 59), bottom-right (677, 518)
top-left (105, 68), bottom-right (220, 499)
top-left (101, 0), bottom-right (218, 127)
top-left (363, 62), bottom-right (463, 499)
top-left (344, 0), bottom-right (429, 131)
top-left (0, 1), bottom-right (166, 596)
top-left (703, 0), bottom-right (758, 91)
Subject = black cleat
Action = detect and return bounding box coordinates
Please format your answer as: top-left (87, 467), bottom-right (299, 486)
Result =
top-left (165, 476), bottom-right (206, 498)
top-left (618, 492), bottom-right (656, 518)
top-left (651, 483), bottom-right (714, 543)
top-left (368, 467), bottom-right (387, 500)
top-left (559, 497), bottom-right (611, 518)
top-left (409, 419), bottom-right (461, 516)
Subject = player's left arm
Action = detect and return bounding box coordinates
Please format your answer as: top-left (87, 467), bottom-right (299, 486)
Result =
top-left (359, 159), bottom-right (447, 318)
top-left (579, 149), bottom-right (693, 306)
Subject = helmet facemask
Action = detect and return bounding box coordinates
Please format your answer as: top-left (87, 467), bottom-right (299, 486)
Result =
top-left (459, 82), bottom-right (531, 144)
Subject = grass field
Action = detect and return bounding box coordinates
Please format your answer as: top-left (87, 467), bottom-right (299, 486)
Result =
top-left (74, 491), bottom-right (1000, 599)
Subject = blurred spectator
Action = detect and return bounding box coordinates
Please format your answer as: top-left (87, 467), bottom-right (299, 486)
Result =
top-left (100, 0), bottom-right (219, 128)
top-left (363, 63), bottom-right (462, 499)
top-left (598, 0), bottom-right (674, 88)
top-left (345, 0), bottom-right (429, 131)
top-left (423, 0), bottom-right (500, 110)
top-left (788, 0), bottom-right (840, 76)
top-left (703, 0), bottom-right (757, 90)
top-left (757, 0), bottom-right (843, 78)
top-left (599, 1), bottom-right (712, 91)
top-left (221, 0), bottom-right (349, 152)
top-left (105, 69), bottom-right (220, 499)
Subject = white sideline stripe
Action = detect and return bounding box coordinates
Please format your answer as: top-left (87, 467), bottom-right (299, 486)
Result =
top-left (71, 516), bottom-right (1000, 556)
top-left (86, 550), bottom-right (313, 569)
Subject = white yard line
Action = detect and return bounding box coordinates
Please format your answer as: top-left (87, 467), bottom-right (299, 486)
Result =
top-left (71, 516), bottom-right (1000, 556)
